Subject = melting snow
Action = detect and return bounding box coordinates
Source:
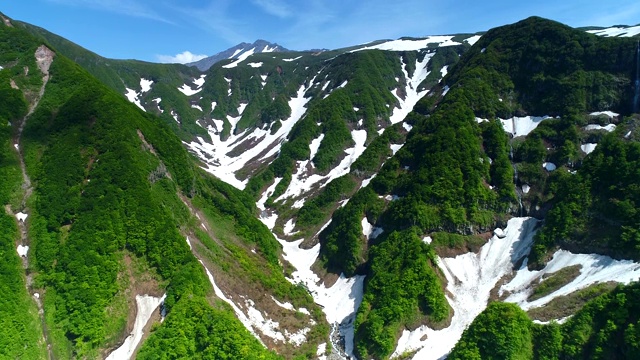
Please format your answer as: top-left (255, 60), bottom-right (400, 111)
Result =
top-left (223, 47), bottom-right (256, 68)
top-left (354, 36), bottom-right (462, 52)
top-left (585, 124), bottom-right (616, 132)
top-left (177, 75), bottom-right (205, 96)
top-left (390, 143), bottom-right (403, 155)
top-left (393, 217), bottom-right (538, 359)
top-left (284, 219), bottom-right (297, 235)
top-left (522, 184), bottom-right (531, 194)
top-left (187, 81), bottom-right (314, 189)
top-left (277, 237), bottom-right (364, 358)
top-left (502, 250), bottom-right (640, 311)
top-left (124, 88), bottom-right (145, 111)
top-left (589, 111), bottom-right (619, 118)
top-left (17, 245), bottom-right (29, 257)
top-left (106, 294), bottom-right (166, 360)
top-left (283, 56), bottom-right (303, 62)
top-left (309, 134), bottom-right (325, 163)
top-left (500, 116), bottom-right (552, 137)
top-left (260, 74), bottom-right (268, 87)
top-left (465, 34), bottom-right (482, 46)
top-left (16, 212), bottom-right (28, 222)
top-left (587, 25), bottom-right (640, 38)
top-left (139, 78), bottom-right (153, 93)
top-left (276, 129), bottom-right (367, 202)
top-left (248, 62), bottom-right (263, 68)
top-left (389, 53), bottom-right (434, 125)
top-left (581, 143), bottom-right (597, 155)
top-left (191, 104), bottom-right (203, 111)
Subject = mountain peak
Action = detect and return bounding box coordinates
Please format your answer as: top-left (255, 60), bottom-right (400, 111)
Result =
top-left (188, 39), bottom-right (290, 71)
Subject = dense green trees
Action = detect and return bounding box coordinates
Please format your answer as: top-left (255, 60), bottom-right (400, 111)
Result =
top-left (138, 297), bottom-right (282, 360)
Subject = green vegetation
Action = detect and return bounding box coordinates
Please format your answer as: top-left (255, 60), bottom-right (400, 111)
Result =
top-left (528, 282), bottom-right (617, 322)
top-left (530, 133), bottom-right (640, 266)
top-left (449, 302), bottom-right (533, 360)
top-left (451, 283), bottom-right (640, 359)
top-left (355, 229), bottom-right (449, 359)
top-left (138, 297), bottom-right (282, 360)
top-left (0, 215), bottom-right (47, 359)
top-left (529, 265), bottom-right (582, 301)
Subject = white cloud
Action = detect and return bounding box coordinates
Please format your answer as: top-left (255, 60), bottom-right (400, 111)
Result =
top-left (252, 0), bottom-right (292, 18)
top-left (156, 51), bottom-right (208, 64)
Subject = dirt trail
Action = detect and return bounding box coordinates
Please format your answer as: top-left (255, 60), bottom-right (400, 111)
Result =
top-left (8, 45), bottom-right (56, 360)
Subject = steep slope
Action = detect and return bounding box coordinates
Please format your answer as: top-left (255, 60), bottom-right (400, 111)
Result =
top-left (1, 13), bottom-right (323, 360)
top-left (188, 39), bottom-right (288, 71)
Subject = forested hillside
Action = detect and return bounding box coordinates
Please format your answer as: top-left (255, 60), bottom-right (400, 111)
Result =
top-left (2, 10), bottom-right (640, 360)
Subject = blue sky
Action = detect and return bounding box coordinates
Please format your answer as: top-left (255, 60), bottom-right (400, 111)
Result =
top-left (2, 0), bottom-right (639, 63)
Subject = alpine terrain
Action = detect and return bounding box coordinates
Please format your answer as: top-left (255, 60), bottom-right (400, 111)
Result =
top-left (1, 10), bottom-right (640, 360)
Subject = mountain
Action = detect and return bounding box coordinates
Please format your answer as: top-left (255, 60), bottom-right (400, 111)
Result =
top-left (188, 39), bottom-right (289, 71)
top-left (2, 10), bottom-right (640, 360)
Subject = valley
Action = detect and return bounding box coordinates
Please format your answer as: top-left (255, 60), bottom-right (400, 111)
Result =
top-left (1, 10), bottom-right (640, 360)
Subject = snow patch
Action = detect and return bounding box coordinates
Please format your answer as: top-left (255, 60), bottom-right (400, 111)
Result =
top-left (589, 111), bottom-right (619, 118)
top-left (139, 78), bottom-right (153, 93)
top-left (390, 143), bottom-right (403, 155)
top-left (581, 143), bottom-right (597, 155)
top-left (277, 237), bottom-right (364, 358)
top-left (587, 25), bottom-right (640, 38)
top-left (585, 124), bottom-right (616, 132)
top-left (191, 104), bottom-right (203, 111)
top-left (389, 53), bottom-right (434, 125)
top-left (16, 212), bottom-right (28, 222)
top-left (309, 133), bottom-right (325, 163)
top-left (187, 81), bottom-right (314, 189)
top-left (276, 129), bottom-right (367, 202)
top-left (284, 218), bottom-right (297, 236)
top-left (17, 245), bottom-right (29, 257)
top-left (522, 184), bottom-right (531, 194)
top-left (106, 294), bottom-right (166, 360)
top-left (502, 249), bottom-right (640, 311)
top-left (283, 56), bottom-right (303, 62)
top-left (465, 34), bottom-right (482, 46)
top-left (393, 217), bottom-right (538, 359)
top-left (354, 36), bottom-right (461, 52)
top-left (223, 47), bottom-right (256, 68)
top-left (124, 88), bottom-right (145, 111)
top-left (500, 116), bottom-right (552, 137)
top-left (247, 62), bottom-right (263, 68)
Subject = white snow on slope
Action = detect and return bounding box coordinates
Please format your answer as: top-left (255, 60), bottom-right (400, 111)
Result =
top-left (198, 260), bottom-right (262, 340)
top-left (587, 25), bottom-right (640, 38)
top-left (389, 53), bottom-right (434, 124)
top-left (187, 81), bottom-right (314, 189)
top-left (308, 133), bottom-right (325, 164)
top-left (191, 104), bottom-right (203, 111)
top-left (354, 36), bottom-right (461, 52)
top-left (17, 245), bottom-right (29, 257)
top-left (263, 45), bottom-right (277, 52)
top-left (465, 35), bottom-right (482, 46)
top-left (124, 88), bottom-right (145, 111)
top-left (283, 56), bottom-right (303, 62)
top-left (177, 75), bottom-right (206, 96)
top-left (106, 294), bottom-right (165, 360)
top-left (140, 78), bottom-right (153, 93)
top-left (585, 123), bottom-right (616, 132)
top-left (393, 217), bottom-right (538, 359)
top-left (277, 237), bottom-right (365, 358)
top-left (223, 47), bottom-right (256, 68)
top-left (247, 62), bottom-right (263, 68)
top-left (390, 143), bottom-right (403, 155)
top-left (581, 143), bottom-right (597, 155)
top-left (590, 111), bottom-right (619, 118)
top-left (276, 129), bottom-right (367, 202)
top-left (500, 116), bottom-right (552, 137)
top-left (502, 250), bottom-right (640, 310)
top-left (16, 212), bottom-right (28, 222)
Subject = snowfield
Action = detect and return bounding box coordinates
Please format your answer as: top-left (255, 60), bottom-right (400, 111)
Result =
top-left (393, 217), bottom-right (539, 359)
top-left (187, 81), bottom-right (314, 189)
top-left (587, 25), bottom-right (640, 38)
top-left (354, 36), bottom-right (462, 52)
top-left (581, 143), bottom-right (597, 155)
top-left (500, 116), bottom-right (552, 137)
top-left (106, 294), bottom-right (165, 360)
top-left (223, 47), bottom-right (256, 68)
